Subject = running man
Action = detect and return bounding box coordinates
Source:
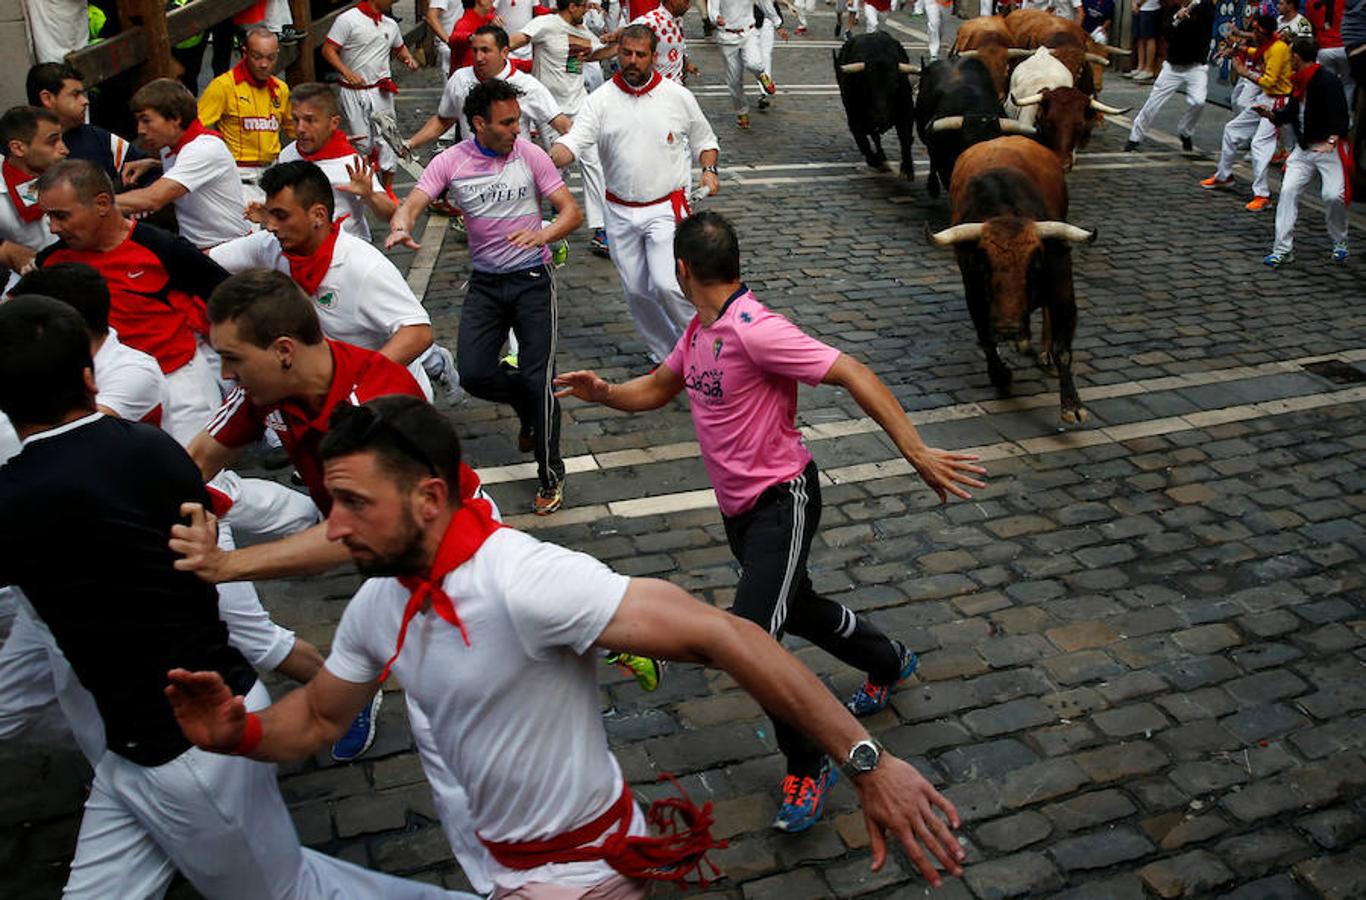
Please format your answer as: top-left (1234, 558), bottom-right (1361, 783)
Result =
top-left (555, 212), bottom-right (987, 833)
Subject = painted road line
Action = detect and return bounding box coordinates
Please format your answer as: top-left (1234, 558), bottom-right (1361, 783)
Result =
top-left (476, 347), bottom-right (1366, 487)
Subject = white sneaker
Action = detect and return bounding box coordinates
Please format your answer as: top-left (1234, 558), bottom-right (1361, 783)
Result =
top-left (424, 344), bottom-right (464, 405)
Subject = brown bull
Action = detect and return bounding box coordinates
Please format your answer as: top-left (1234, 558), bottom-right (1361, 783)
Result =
top-left (1004, 8), bottom-right (1122, 93)
top-left (929, 136), bottom-right (1095, 423)
top-left (1012, 86), bottom-right (1129, 170)
top-left (952, 16), bottom-right (1026, 99)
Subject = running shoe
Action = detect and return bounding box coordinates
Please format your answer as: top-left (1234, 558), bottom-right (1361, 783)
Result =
top-left (757, 95), bottom-right (771, 111)
top-left (795, 25), bottom-right (807, 35)
top-left (589, 228), bottom-right (610, 258)
top-left (773, 760), bottom-right (838, 833)
top-left (1124, 139), bottom-right (1139, 152)
top-left (1331, 243), bottom-right (1349, 262)
top-left (501, 352), bottom-right (519, 369)
top-left (1263, 251), bottom-right (1294, 269)
top-left (758, 72), bottom-right (777, 95)
top-left (425, 344), bottom-right (463, 405)
top-left (534, 481), bottom-right (564, 515)
top-left (1245, 195), bottom-right (1273, 212)
top-left (331, 690), bottom-right (382, 762)
top-left (1179, 134), bottom-right (1193, 152)
top-left (1133, 70), bottom-right (1155, 83)
top-left (846, 640), bottom-right (918, 717)
top-left (551, 237), bottom-right (570, 267)
top-left (737, 114), bottom-right (751, 130)
top-left (606, 652), bottom-right (663, 691)
top-left (1200, 174), bottom-right (1234, 190)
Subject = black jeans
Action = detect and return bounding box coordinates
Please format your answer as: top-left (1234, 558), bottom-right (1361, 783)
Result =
top-left (457, 265), bottom-right (564, 491)
top-left (722, 460), bottom-right (903, 778)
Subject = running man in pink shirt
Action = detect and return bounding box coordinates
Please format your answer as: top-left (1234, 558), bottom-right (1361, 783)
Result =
top-left (555, 211), bottom-right (986, 834)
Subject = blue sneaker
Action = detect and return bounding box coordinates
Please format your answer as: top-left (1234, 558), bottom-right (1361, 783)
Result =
top-left (1331, 243), bottom-right (1348, 263)
top-left (331, 690), bottom-right (382, 762)
top-left (773, 759), bottom-right (838, 833)
top-left (1263, 251), bottom-right (1294, 269)
top-left (589, 228), bottom-right (610, 258)
top-left (845, 640), bottom-right (918, 717)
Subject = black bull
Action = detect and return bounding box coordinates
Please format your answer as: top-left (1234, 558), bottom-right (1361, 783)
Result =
top-left (833, 32), bottom-right (918, 179)
top-left (915, 56), bottom-right (1027, 198)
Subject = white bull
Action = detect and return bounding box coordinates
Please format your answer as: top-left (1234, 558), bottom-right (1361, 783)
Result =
top-left (1005, 47), bottom-right (1073, 127)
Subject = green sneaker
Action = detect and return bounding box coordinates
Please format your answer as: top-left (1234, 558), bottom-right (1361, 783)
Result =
top-left (605, 652), bottom-right (662, 692)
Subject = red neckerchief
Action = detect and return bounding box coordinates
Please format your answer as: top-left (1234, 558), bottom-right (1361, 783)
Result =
top-left (1291, 62), bottom-right (1320, 99)
top-left (612, 69), bottom-right (663, 96)
top-left (300, 128), bottom-right (359, 161)
top-left (379, 484), bottom-right (503, 683)
top-left (356, 1), bottom-right (385, 24)
top-left (2, 160), bottom-right (43, 224)
top-left (232, 60), bottom-right (279, 104)
top-left (283, 214), bottom-right (349, 296)
top-left (169, 119), bottom-right (225, 154)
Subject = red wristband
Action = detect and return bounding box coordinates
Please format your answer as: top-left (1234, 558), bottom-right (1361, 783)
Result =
top-left (232, 712), bottom-right (263, 756)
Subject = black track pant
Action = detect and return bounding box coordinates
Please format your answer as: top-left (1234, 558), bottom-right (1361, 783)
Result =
top-left (457, 265), bottom-right (564, 491)
top-left (722, 460), bottom-right (903, 778)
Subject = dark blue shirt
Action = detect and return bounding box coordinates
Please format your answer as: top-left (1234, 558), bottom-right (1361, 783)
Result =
top-left (1082, 0), bottom-right (1116, 32)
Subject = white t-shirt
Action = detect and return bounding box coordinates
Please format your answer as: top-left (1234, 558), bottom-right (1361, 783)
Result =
top-left (1277, 13), bottom-right (1314, 40)
top-left (498, 0), bottom-right (537, 61)
top-left (519, 14), bottom-right (602, 115)
top-left (632, 8), bottom-right (688, 82)
top-left (0, 173), bottom-right (56, 252)
top-left (24, 0), bottom-right (88, 63)
top-left (1027, 0), bottom-right (1082, 16)
top-left (160, 134), bottom-right (250, 249)
top-left (94, 329), bottom-right (169, 424)
top-left (1139, 0), bottom-right (1161, 12)
top-left (326, 7), bottom-right (404, 84)
top-left (324, 528), bottom-right (644, 891)
top-left (437, 64), bottom-right (565, 140)
top-left (0, 414), bottom-right (19, 464)
top-left (277, 141), bottom-right (385, 241)
top-left (557, 75), bottom-right (719, 202)
top-left (429, 0), bottom-right (463, 34)
top-left (208, 229), bottom-right (433, 393)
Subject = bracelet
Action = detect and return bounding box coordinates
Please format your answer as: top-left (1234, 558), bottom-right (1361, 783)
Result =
top-left (702, 165), bottom-right (718, 174)
top-left (232, 712), bottom-right (263, 756)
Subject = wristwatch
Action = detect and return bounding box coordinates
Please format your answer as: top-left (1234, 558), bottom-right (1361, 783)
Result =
top-left (702, 164), bottom-right (718, 174)
top-left (841, 738), bottom-right (884, 779)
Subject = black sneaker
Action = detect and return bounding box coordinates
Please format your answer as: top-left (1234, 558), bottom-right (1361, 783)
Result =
top-left (1124, 140), bottom-right (1139, 152)
top-left (1180, 134), bottom-right (1193, 152)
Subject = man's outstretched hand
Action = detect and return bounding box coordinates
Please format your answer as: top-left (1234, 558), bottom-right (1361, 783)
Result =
top-left (854, 756), bottom-right (965, 885)
top-left (164, 668), bottom-right (248, 754)
top-left (909, 448), bottom-right (988, 504)
top-left (553, 370), bottom-right (613, 403)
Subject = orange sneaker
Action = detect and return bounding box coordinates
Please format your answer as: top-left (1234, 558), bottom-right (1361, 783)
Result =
top-left (1200, 175), bottom-right (1234, 190)
top-left (736, 114), bottom-right (751, 129)
top-left (1245, 195), bottom-right (1273, 212)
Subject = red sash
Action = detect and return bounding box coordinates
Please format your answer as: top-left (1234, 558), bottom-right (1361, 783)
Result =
top-left (378, 479), bottom-right (501, 683)
top-left (301, 129), bottom-right (360, 162)
top-left (605, 188), bottom-right (690, 223)
top-left (232, 60), bottom-right (280, 105)
top-left (611, 69), bottom-right (663, 96)
top-left (2, 160), bottom-right (43, 224)
top-left (356, 1), bottom-right (385, 24)
top-left (169, 119), bottom-right (225, 154)
top-left (479, 775), bottom-right (726, 887)
top-left (339, 76), bottom-right (400, 94)
top-left (283, 215), bottom-right (349, 296)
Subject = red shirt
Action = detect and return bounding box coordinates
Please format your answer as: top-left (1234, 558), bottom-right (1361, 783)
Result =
top-left (37, 223), bottom-right (226, 374)
top-left (627, 0), bottom-right (660, 18)
top-left (1304, 0), bottom-right (1344, 49)
top-left (449, 9), bottom-right (495, 74)
top-left (207, 340), bottom-right (423, 513)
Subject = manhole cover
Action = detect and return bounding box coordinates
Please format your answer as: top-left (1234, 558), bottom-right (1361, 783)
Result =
top-left (1302, 360), bottom-right (1366, 385)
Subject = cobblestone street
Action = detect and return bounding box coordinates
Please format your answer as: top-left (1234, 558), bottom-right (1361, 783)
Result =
top-left (4, 9), bottom-right (1365, 898)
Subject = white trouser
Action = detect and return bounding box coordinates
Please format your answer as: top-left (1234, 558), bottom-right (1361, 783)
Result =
top-left (237, 166), bottom-right (266, 206)
top-left (406, 695), bottom-right (495, 894)
top-left (760, 20), bottom-right (776, 76)
top-left (63, 681), bottom-right (470, 899)
top-left (925, 0), bottom-right (942, 58)
top-left (718, 28), bottom-right (766, 115)
top-left (604, 198), bottom-right (696, 363)
top-left (435, 39), bottom-right (451, 79)
top-left (214, 522), bottom-right (298, 672)
top-left (338, 85), bottom-right (399, 172)
top-left (864, 3), bottom-right (880, 31)
top-left (1318, 46), bottom-right (1356, 112)
top-left (553, 120), bottom-right (606, 229)
top-left (214, 470), bottom-right (322, 545)
top-left (1272, 145), bottom-right (1350, 254)
top-left (1215, 91), bottom-right (1282, 197)
top-left (163, 343), bottom-right (225, 446)
top-left (586, 60), bottom-right (605, 92)
top-left (1128, 62), bottom-right (1208, 142)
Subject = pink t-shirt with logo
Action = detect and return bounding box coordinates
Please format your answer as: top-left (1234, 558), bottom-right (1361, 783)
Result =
top-left (663, 288), bottom-right (841, 517)
top-left (415, 136), bottom-right (564, 273)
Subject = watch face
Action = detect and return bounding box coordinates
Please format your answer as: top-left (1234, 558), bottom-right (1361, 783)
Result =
top-left (850, 742), bottom-right (880, 772)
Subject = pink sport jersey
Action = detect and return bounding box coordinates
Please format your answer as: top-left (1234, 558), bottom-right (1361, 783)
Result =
top-left (415, 136), bottom-right (564, 273)
top-left (664, 287), bottom-right (841, 517)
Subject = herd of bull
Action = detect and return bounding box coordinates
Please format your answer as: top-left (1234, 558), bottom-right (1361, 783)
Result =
top-left (833, 10), bottom-right (1137, 424)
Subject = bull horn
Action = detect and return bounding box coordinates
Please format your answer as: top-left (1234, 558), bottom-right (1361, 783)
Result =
top-left (1012, 92), bottom-right (1044, 107)
top-left (1103, 47), bottom-right (1133, 56)
top-left (1090, 99), bottom-right (1130, 115)
top-left (930, 116), bottom-right (965, 132)
top-left (839, 62), bottom-right (867, 74)
top-left (899, 63), bottom-right (921, 74)
top-left (957, 49), bottom-right (981, 59)
top-left (998, 119), bottom-right (1037, 135)
top-left (1084, 53), bottom-right (1112, 67)
top-left (1006, 48), bottom-right (1035, 59)
top-left (1036, 222), bottom-right (1097, 243)
top-left (929, 223), bottom-right (985, 245)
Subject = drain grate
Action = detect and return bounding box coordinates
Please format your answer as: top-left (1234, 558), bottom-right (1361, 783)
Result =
top-left (1302, 360), bottom-right (1366, 385)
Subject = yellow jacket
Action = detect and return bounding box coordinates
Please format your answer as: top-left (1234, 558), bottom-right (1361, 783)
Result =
top-left (198, 67), bottom-right (294, 166)
top-left (1255, 40), bottom-right (1293, 97)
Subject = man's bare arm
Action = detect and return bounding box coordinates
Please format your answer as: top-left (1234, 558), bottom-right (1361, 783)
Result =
top-left (379, 323), bottom-right (433, 367)
top-left (407, 113), bottom-right (458, 150)
top-left (116, 177), bottom-right (189, 215)
top-left (385, 187), bottom-right (433, 250)
top-left (187, 430), bottom-right (238, 482)
top-left (553, 363), bottom-right (686, 411)
top-left (171, 504), bottom-right (351, 583)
